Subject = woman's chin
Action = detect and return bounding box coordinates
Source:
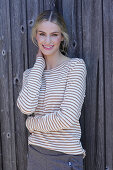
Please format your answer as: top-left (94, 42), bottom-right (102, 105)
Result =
top-left (40, 49), bottom-right (56, 57)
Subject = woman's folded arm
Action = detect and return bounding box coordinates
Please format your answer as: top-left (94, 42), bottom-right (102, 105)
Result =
top-left (26, 59), bottom-right (87, 132)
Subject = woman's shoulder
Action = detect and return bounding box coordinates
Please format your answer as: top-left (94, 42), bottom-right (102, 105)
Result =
top-left (69, 57), bottom-right (86, 64)
top-left (68, 57), bottom-right (87, 70)
top-left (66, 57), bottom-right (87, 77)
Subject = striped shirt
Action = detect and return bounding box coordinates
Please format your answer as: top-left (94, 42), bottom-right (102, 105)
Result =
top-left (16, 55), bottom-right (87, 158)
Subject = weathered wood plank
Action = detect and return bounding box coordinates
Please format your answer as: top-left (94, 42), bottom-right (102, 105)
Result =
top-left (0, 124), bottom-right (3, 170)
top-left (103, 0), bottom-right (113, 169)
top-left (10, 0), bottom-right (28, 169)
top-left (0, 0), bottom-right (17, 169)
top-left (82, 0), bottom-right (105, 169)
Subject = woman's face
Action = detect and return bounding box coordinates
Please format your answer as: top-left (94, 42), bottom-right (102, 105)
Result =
top-left (35, 21), bottom-right (64, 56)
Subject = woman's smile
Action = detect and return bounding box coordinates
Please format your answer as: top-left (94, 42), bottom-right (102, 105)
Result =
top-left (42, 44), bottom-right (54, 50)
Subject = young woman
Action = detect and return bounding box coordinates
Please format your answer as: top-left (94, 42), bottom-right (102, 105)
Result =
top-left (17, 9), bottom-right (87, 170)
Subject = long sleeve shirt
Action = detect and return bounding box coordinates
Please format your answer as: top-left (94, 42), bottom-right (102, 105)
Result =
top-left (16, 55), bottom-right (87, 158)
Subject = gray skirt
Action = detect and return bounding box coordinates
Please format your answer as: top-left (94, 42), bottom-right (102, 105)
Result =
top-left (27, 144), bottom-right (83, 170)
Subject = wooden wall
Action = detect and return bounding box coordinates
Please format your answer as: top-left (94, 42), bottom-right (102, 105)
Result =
top-left (0, 0), bottom-right (113, 169)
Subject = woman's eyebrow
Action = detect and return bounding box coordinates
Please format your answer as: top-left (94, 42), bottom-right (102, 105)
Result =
top-left (38, 31), bottom-right (59, 33)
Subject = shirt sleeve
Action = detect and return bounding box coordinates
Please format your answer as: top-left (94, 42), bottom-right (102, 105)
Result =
top-left (26, 59), bottom-right (87, 133)
top-left (16, 55), bottom-right (45, 115)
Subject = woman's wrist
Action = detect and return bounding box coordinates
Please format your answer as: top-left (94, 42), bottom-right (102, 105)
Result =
top-left (34, 55), bottom-right (46, 69)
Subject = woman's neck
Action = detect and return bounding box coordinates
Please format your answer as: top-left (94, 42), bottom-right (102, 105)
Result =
top-left (43, 51), bottom-right (66, 70)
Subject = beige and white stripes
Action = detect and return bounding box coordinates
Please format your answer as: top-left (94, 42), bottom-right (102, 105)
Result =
top-left (17, 55), bottom-right (87, 158)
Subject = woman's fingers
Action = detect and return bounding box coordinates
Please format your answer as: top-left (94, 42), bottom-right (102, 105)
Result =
top-left (36, 48), bottom-right (46, 62)
top-left (37, 48), bottom-right (43, 57)
top-left (38, 48), bottom-right (42, 56)
top-left (36, 48), bottom-right (45, 61)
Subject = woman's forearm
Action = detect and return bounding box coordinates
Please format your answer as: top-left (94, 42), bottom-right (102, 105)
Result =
top-left (16, 56), bottom-right (45, 115)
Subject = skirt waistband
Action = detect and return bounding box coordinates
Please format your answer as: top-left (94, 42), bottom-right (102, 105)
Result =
top-left (28, 144), bottom-right (83, 158)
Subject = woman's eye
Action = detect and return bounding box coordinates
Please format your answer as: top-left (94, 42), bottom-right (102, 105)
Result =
top-left (52, 34), bottom-right (58, 36)
top-left (40, 33), bottom-right (45, 36)
top-left (39, 33), bottom-right (58, 37)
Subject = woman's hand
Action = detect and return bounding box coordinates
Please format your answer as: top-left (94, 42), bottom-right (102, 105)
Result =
top-left (36, 48), bottom-right (46, 68)
top-left (36, 48), bottom-right (44, 59)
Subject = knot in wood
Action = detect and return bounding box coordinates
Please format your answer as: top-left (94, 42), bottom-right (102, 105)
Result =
top-left (73, 40), bottom-right (77, 48)
top-left (14, 76), bottom-right (19, 85)
top-left (7, 132), bottom-right (11, 139)
top-left (2, 49), bottom-right (6, 56)
top-left (21, 25), bottom-right (24, 33)
top-left (28, 19), bottom-right (34, 27)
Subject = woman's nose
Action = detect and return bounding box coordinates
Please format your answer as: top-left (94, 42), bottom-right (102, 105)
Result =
top-left (44, 36), bottom-right (52, 43)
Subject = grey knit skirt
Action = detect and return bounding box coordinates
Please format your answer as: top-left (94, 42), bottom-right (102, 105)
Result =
top-left (27, 144), bottom-right (83, 170)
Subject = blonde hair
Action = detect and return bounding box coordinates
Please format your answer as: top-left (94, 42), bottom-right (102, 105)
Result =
top-left (31, 9), bottom-right (69, 55)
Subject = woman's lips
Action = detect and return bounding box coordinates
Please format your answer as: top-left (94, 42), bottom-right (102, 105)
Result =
top-left (42, 45), bottom-right (54, 50)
